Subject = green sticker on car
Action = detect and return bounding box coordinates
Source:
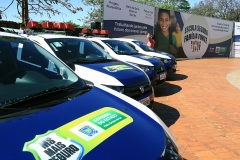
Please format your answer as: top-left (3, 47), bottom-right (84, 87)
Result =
top-left (89, 110), bottom-right (127, 130)
top-left (140, 55), bottom-right (154, 59)
top-left (23, 107), bottom-right (133, 159)
top-left (103, 64), bottom-right (133, 72)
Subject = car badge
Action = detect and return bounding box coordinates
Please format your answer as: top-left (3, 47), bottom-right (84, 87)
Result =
top-left (139, 86), bottom-right (144, 93)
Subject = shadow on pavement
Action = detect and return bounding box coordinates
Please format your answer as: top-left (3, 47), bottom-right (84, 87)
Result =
top-left (153, 101), bottom-right (180, 127)
top-left (167, 73), bottom-right (188, 81)
top-left (154, 82), bottom-right (182, 97)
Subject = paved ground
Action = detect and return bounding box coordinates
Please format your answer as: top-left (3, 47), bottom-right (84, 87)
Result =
top-left (153, 58), bottom-right (240, 160)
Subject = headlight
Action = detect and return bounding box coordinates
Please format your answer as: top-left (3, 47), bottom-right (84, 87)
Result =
top-left (161, 58), bottom-right (172, 63)
top-left (132, 63), bottom-right (154, 73)
top-left (104, 85), bottom-right (124, 93)
top-left (159, 134), bottom-right (182, 160)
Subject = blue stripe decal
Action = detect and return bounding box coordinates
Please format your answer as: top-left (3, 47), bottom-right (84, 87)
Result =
top-left (202, 39), bottom-right (231, 57)
top-left (80, 61), bottom-right (149, 85)
top-left (233, 35), bottom-right (240, 42)
top-left (129, 54), bottom-right (164, 67)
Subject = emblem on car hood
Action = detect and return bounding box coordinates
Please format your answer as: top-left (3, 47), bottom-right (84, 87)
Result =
top-left (23, 107), bottom-right (133, 159)
top-left (139, 86), bottom-right (144, 93)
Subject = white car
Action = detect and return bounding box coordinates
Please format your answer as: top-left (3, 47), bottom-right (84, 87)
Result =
top-left (20, 34), bottom-right (157, 109)
top-left (115, 38), bottom-right (178, 76)
top-left (87, 37), bottom-right (167, 87)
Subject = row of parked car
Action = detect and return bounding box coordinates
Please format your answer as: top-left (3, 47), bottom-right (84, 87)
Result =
top-left (24, 33), bottom-right (177, 109)
top-left (0, 31), bottom-right (182, 159)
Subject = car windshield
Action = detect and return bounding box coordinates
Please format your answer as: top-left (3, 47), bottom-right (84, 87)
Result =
top-left (0, 35), bottom-right (86, 109)
top-left (102, 39), bottom-right (138, 55)
top-left (45, 38), bottom-right (113, 63)
top-left (132, 41), bottom-right (155, 52)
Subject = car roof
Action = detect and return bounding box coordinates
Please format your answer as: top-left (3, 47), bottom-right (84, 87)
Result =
top-left (114, 38), bottom-right (137, 41)
top-left (20, 33), bottom-right (86, 41)
top-left (28, 34), bottom-right (79, 39)
top-left (87, 37), bottom-right (111, 40)
top-left (0, 32), bottom-right (22, 38)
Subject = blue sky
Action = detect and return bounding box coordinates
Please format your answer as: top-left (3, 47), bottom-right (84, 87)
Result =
top-left (1, 0), bottom-right (200, 26)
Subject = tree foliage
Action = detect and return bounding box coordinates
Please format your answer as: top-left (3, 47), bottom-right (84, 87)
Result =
top-left (158, 4), bottom-right (178, 11)
top-left (134, 0), bottom-right (190, 12)
top-left (79, 0), bottom-right (103, 24)
top-left (189, 0), bottom-right (240, 21)
top-left (0, 0), bottom-right (83, 24)
top-left (133, 0), bottom-right (162, 7)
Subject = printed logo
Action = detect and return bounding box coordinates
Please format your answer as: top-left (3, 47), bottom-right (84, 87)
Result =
top-left (89, 110), bottom-right (127, 130)
top-left (23, 107), bottom-right (133, 159)
top-left (103, 65), bottom-right (133, 72)
top-left (140, 55), bottom-right (154, 59)
top-left (182, 15), bottom-right (209, 58)
top-left (209, 47), bottom-right (215, 52)
top-left (23, 131), bottom-right (84, 160)
top-left (191, 41), bottom-right (201, 52)
top-left (70, 109), bottom-right (128, 141)
top-left (215, 46), bottom-right (220, 53)
top-left (70, 121), bottom-right (104, 141)
top-left (79, 125), bottom-right (98, 136)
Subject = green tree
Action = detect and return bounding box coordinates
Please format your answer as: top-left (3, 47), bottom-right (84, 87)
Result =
top-left (80, 0), bottom-right (190, 24)
top-left (158, 4), bottom-right (178, 10)
top-left (158, 0), bottom-right (190, 12)
top-left (133, 0), bottom-right (163, 7)
top-left (189, 0), bottom-right (240, 21)
top-left (177, 0), bottom-right (191, 12)
top-left (79, 0), bottom-right (103, 24)
top-left (0, 0), bottom-right (83, 25)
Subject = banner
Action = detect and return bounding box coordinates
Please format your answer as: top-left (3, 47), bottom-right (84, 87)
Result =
top-left (154, 9), bottom-right (234, 58)
top-left (232, 22), bottom-right (240, 58)
top-left (103, 0), bottom-right (155, 44)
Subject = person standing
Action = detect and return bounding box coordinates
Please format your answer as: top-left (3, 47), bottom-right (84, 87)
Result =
top-left (18, 24), bottom-right (26, 35)
top-left (146, 32), bottom-right (155, 49)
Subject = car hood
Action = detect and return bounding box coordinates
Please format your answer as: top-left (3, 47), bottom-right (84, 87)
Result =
top-left (114, 55), bottom-right (154, 66)
top-left (130, 54), bottom-right (164, 68)
top-left (0, 85), bottom-right (166, 160)
top-left (74, 61), bottom-right (149, 86)
top-left (155, 51), bottom-right (176, 60)
top-left (139, 51), bottom-right (171, 59)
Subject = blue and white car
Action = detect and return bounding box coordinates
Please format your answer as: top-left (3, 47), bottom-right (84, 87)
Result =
top-left (0, 32), bottom-right (182, 160)
top-left (115, 38), bottom-right (177, 77)
top-left (21, 34), bottom-right (155, 109)
top-left (87, 37), bottom-right (167, 87)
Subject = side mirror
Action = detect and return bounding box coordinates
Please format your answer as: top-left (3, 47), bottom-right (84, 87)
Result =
top-left (65, 61), bottom-right (75, 71)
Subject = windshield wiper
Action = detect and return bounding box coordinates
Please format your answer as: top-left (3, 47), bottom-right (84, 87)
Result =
top-left (93, 58), bottom-right (116, 62)
top-left (66, 57), bottom-right (94, 64)
top-left (0, 85), bottom-right (92, 121)
top-left (0, 85), bottom-right (92, 109)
